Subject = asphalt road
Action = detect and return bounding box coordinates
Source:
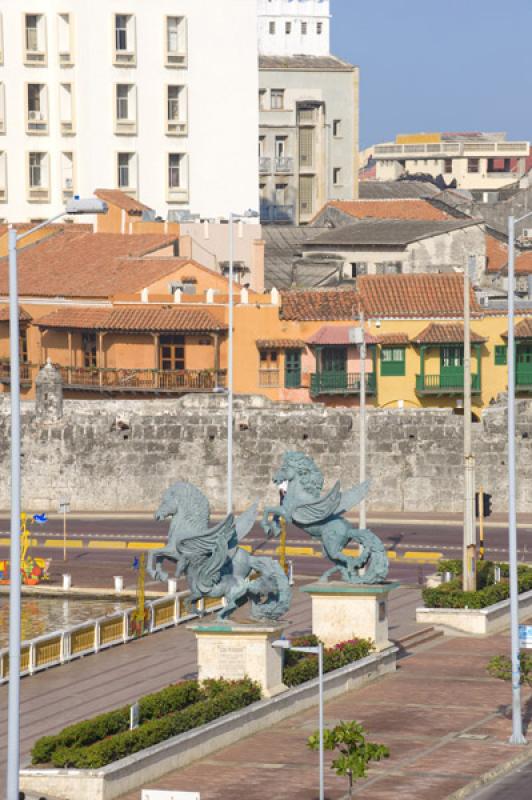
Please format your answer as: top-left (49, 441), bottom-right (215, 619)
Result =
top-left (2, 515), bottom-right (532, 560)
top-left (466, 758), bottom-right (532, 799)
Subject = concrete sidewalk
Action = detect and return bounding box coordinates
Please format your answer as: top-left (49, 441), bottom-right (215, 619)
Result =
top-left (118, 629), bottom-right (532, 800)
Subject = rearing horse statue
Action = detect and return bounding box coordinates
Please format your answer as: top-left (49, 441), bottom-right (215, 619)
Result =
top-left (261, 451), bottom-right (389, 584)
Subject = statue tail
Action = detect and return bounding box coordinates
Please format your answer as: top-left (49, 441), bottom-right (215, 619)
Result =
top-left (247, 556), bottom-right (292, 621)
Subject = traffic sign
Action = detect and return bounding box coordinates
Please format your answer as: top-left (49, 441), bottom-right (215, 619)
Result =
top-left (519, 625), bottom-right (532, 649)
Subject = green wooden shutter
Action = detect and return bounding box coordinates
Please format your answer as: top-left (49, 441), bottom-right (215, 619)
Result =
top-left (285, 350), bottom-right (301, 388)
top-left (380, 347), bottom-right (405, 377)
top-left (494, 345), bottom-right (507, 365)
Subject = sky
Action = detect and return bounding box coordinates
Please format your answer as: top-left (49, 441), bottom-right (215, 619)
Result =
top-left (331, 0), bottom-right (532, 148)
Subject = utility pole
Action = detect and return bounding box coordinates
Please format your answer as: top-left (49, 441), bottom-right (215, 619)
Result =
top-left (463, 262), bottom-right (476, 592)
top-left (359, 310), bottom-right (367, 529)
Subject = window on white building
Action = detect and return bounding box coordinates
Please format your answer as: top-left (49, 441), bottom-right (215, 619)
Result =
top-left (299, 127), bottom-right (314, 168)
top-left (115, 84), bottom-right (137, 134)
top-left (114, 14), bottom-right (136, 65)
top-left (117, 152), bottom-right (137, 192)
top-left (26, 84), bottom-right (48, 133)
top-left (285, 22), bottom-right (292, 34)
top-left (259, 89), bottom-right (266, 110)
top-left (28, 152), bottom-right (49, 201)
top-left (333, 167), bottom-right (342, 186)
top-left (168, 152), bottom-right (188, 201)
top-left (468, 158), bottom-right (480, 174)
top-left (275, 136), bottom-right (286, 158)
top-left (61, 151), bottom-right (74, 199)
top-left (275, 183), bottom-right (287, 205)
top-left (301, 21), bottom-right (308, 35)
top-left (443, 158), bottom-right (453, 173)
top-left (0, 83), bottom-right (5, 134)
top-left (269, 21), bottom-right (276, 34)
top-left (0, 152), bottom-right (6, 201)
top-left (166, 16), bottom-right (187, 66)
top-left (271, 89), bottom-right (284, 110)
top-left (333, 119), bottom-right (342, 138)
top-left (24, 14), bottom-right (47, 65)
top-left (299, 175), bottom-right (314, 216)
top-left (59, 83), bottom-right (74, 134)
top-left (167, 85), bottom-right (188, 135)
top-left (317, 22), bottom-right (323, 34)
top-left (58, 13), bottom-right (73, 65)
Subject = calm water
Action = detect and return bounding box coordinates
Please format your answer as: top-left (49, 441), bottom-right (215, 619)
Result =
top-left (0, 596), bottom-right (131, 648)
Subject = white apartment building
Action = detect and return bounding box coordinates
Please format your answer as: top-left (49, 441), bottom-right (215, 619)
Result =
top-left (0, 0), bottom-right (259, 223)
top-left (258, 0), bottom-right (331, 57)
top-left (371, 132), bottom-right (531, 193)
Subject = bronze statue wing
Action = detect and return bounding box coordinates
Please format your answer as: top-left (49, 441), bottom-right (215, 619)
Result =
top-left (292, 482), bottom-right (342, 525)
top-left (178, 513), bottom-right (234, 545)
top-left (235, 501), bottom-right (258, 543)
top-left (338, 480), bottom-right (371, 515)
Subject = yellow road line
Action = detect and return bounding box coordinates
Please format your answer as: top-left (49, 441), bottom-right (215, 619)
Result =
top-left (44, 539), bottom-right (83, 549)
top-left (127, 541), bottom-right (165, 550)
top-left (403, 551), bottom-right (443, 561)
top-left (88, 540), bottom-right (127, 550)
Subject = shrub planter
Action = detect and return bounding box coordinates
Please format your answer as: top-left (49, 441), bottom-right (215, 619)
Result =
top-left (20, 646), bottom-right (397, 800)
top-left (417, 589), bottom-right (532, 635)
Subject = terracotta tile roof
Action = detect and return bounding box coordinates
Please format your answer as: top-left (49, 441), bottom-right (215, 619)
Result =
top-left (0, 231), bottom-right (182, 299)
top-left (280, 289), bottom-right (361, 321)
top-left (503, 319), bottom-right (532, 339)
top-left (94, 189), bottom-right (153, 215)
top-left (319, 199), bottom-right (449, 222)
top-left (358, 274), bottom-right (482, 319)
top-left (36, 306), bottom-right (226, 333)
top-left (411, 323), bottom-right (487, 345)
top-left (306, 326), bottom-right (379, 346)
top-left (516, 251), bottom-right (532, 274)
top-left (486, 234), bottom-right (508, 273)
top-left (377, 332), bottom-right (410, 345)
top-left (0, 305), bottom-right (32, 323)
top-left (256, 339), bottom-right (306, 350)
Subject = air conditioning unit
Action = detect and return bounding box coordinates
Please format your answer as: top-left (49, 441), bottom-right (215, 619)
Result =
top-left (28, 110), bottom-right (45, 121)
top-left (167, 52), bottom-right (186, 65)
top-left (477, 292), bottom-right (490, 308)
top-left (64, 178), bottom-right (73, 189)
top-left (522, 228), bottom-right (532, 239)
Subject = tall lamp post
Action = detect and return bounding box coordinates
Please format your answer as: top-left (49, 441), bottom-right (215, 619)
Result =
top-left (226, 209), bottom-right (259, 515)
top-left (462, 260), bottom-right (476, 592)
top-left (507, 211), bottom-right (532, 745)
top-left (5, 197), bottom-right (107, 800)
top-left (273, 638), bottom-right (324, 800)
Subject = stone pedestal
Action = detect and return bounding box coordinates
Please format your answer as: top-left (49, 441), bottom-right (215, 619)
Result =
top-left (188, 623), bottom-right (287, 698)
top-left (301, 582), bottom-right (400, 650)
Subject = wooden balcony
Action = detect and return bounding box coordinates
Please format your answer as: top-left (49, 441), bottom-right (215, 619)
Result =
top-left (55, 366), bottom-right (227, 394)
top-left (415, 373), bottom-right (481, 395)
top-left (0, 360), bottom-right (35, 387)
top-left (310, 371), bottom-right (376, 397)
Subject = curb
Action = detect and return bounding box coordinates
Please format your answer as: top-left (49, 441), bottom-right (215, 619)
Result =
top-left (445, 748), bottom-right (532, 799)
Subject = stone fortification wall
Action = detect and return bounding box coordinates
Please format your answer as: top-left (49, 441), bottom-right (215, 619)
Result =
top-left (0, 393), bottom-right (529, 514)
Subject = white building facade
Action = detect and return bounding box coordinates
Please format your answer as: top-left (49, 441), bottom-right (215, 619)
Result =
top-left (0, 0), bottom-right (259, 222)
top-left (258, 0), bottom-right (331, 57)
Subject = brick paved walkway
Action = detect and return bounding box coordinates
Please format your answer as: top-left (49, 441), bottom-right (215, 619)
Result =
top-left (118, 630), bottom-right (532, 800)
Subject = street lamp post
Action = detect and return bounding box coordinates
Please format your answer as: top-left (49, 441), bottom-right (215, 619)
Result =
top-left (226, 209), bottom-right (258, 516)
top-left (5, 198), bottom-right (107, 800)
top-left (273, 638), bottom-right (324, 800)
top-left (462, 261), bottom-right (476, 592)
top-left (507, 211), bottom-right (532, 745)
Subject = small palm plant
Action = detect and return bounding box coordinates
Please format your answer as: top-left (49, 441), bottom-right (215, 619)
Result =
top-left (308, 721), bottom-right (389, 797)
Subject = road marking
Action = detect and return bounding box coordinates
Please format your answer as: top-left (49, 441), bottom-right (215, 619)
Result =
top-left (44, 539), bottom-right (83, 549)
top-left (404, 551), bottom-right (443, 561)
top-left (127, 541), bottom-right (165, 550)
top-left (88, 540), bottom-right (127, 550)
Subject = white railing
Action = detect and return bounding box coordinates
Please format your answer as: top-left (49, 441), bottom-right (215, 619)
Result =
top-left (374, 141), bottom-right (530, 159)
top-left (0, 590), bottom-right (224, 683)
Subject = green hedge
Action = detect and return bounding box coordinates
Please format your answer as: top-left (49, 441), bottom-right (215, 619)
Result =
top-left (487, 653), bottom-right (532, 685)
top-left (422, 561), bottom-right (532, 609)
top-left (32, 679), bottom-right (259, 768)
top-left (283, 637), bottom-right (374, 687)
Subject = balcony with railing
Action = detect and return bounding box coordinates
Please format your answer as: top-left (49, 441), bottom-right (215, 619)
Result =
top-left (259, 156), bottom-right (272, 175)
top-left (415, 373), bottom-right (481, 395)
top-left (310, 371), bottom-right (376, 397)
top-left (56, 366), bottom-right (227, 394)
top-left (275, 157), bottom-right (294, 174)
top-left (260, 203), bottom-right (295, 224)
top-left (0, 360), bottom-right (35, 387)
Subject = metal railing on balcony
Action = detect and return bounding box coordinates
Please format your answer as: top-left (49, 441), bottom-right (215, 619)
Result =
top-left (415, 373), bottom-right (481, 394)
top-left (0, 360), bottom-right (35, 386)
top-left (259, 156), bottom-right (272, 174)
top-left (275, 156), bottom-right (294, 174)
top-left (260, 204), bottom-right (295, 224)
top-left (54, 366), bottom-right (227, 393)
top-left (310, 371), bottom-right (376, 396)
